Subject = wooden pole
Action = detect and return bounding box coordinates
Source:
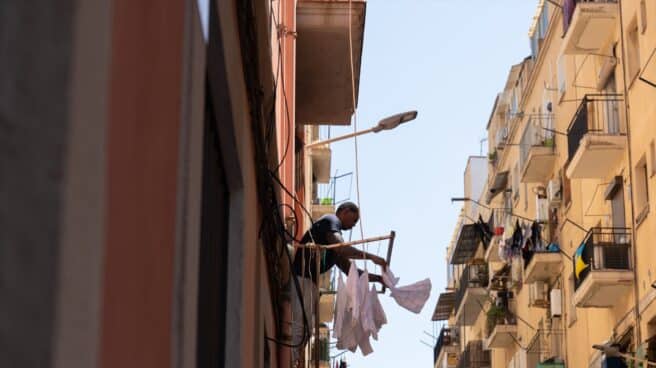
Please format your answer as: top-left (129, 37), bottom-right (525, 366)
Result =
top-left (294, 233), bottom-right (394, 250)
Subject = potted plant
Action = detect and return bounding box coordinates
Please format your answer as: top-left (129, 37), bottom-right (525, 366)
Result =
top-left (488, 150), bottom-right (498, 162)
top-left (543, 137), bottom-right (555, 148)
top-left (486, 305), bottom-right (507, 336)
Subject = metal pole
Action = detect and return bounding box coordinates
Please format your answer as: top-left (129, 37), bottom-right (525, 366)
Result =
top-left (304, 127), bottom-right (375, 149)
top-left (314, 248), bottom-right (320, 368)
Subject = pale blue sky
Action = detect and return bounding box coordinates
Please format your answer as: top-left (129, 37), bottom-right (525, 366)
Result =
top-left (328, 1), bottom-right (538, 366)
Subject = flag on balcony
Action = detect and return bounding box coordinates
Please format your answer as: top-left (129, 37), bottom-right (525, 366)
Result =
top-left (574, 243), bottom-right (589, 280)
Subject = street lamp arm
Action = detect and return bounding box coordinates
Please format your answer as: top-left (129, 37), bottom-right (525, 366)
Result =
top-left (304, 127), bottom-right (375, 149)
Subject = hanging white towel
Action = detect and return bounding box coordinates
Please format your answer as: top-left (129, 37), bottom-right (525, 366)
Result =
top-left (332, 275), bottom-right (347, 340)
top-left (382, 268), bottom-right (432, 314)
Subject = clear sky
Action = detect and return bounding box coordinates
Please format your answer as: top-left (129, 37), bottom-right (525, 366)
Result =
top-left (328, 1), bottom-right (538, 366)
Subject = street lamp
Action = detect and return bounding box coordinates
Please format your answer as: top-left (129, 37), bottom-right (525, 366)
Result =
top-left (304, 110), bottom-right (417, 149)
top-left (593, 343), bottom-right (656, 367)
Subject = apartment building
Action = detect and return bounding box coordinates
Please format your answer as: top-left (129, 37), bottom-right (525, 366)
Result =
top-left (1, 1), bottom-right (364, 368)
top-left (432, 0), bottom-right (656, 367)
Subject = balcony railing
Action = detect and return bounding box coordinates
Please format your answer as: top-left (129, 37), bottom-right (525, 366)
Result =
top-left (456, 341), bottom-right (491, 368)
top-left (520, 115), bottom-right (555, 168)
top-left (433, 327), bottom-right (457, 364)
top-left (527, 329), bottom-right (565, 365)
top-left (567, 94), bottom-right (624, 161)
top-left (454, 262), bottom-right (489, 314)
top-left (573, 227), bottom-right (631, 291)
top-left (563, 0), bottom-right (618, 35)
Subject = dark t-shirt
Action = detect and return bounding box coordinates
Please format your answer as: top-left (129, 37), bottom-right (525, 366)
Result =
top-left (292, 214), bottom-right (342, 279)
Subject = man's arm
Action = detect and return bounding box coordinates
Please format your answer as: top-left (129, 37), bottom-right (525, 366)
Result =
top-left (333, 244), bottom-right (387, 269)
top-left (334, 253), bottom-right (385, 286)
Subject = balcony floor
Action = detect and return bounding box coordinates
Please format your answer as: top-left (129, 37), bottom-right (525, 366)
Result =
top-left (455, 287), bottom-right (488, 326)
top-left (521, 146), bottom-right (557, 183)
top-left (566, 134), bottom-right (626, 179)
top-left (574, 270), bottom-right (633, 308)
top-left (562, 2), bottom-right (618, 55)
top-left (524, 252), bottom-right (562, 284)
top-left (485, 324), bottom-right (517, 350)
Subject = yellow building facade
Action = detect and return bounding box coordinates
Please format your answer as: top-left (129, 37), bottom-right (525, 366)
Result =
top-left (433, 1), bottom-right (656, 367)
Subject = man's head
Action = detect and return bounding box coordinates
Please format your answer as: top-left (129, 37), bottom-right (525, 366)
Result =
top-left (336, 202), bottom-right (359, 230)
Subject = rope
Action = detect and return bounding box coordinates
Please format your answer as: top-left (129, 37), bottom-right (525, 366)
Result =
top-left (347, 0), bottom-right (368, 272)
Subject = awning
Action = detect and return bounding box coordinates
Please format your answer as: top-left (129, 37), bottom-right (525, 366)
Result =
top-left (432, 292), bottom-right (456, 321)
top-left (486, 171), bottom-right (509, 203)
top-left (450, 224), bottom-right (481, 265)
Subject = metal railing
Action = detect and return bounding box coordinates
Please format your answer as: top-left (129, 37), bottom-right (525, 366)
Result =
top-left (527, 329), bottom-right (565, 364)
top-left (567, 94), bottom-right (624, 161)
top-left (313, 173), bottom-right (353, 206)
top-left (433, 327), bottom-right (458, 364)
top-left (454, 262), bottom-right (489, 315)
top-left (573, 227), bottom-right (632, 290)
top-left (519, 114), bottom-right (555, 170)
top-left (563, 0), bottom-right (618, 35)
top-left (456, 341), bottom-right (491, 368)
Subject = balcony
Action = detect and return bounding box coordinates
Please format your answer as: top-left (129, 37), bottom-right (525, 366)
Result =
top-left (484, 208), bottom-right (510, 263)
top-left (527, 329), bottom-right (565, 366)
top-left (520, 115), bottom-right (557, 183)
top-left (433, 328), bottom-right (459, 368)
top-left (573, 228), bottom-right (633, 308)
top-left (454, 262), bottom-right (489, 326)
top-left (562, 0), bottom-right (618, 55)
top-left (566, 94), bottom-right (626, 179)
top-left (450, 223), bottom-right (484, 265)
top-left (485, 305), bottom-right (517, 350)
top-left (296, 0), bottom-right (365, 124)
top-left (318, 271), bottom-right (336, 323)
top-left (524, 250), bottom-right (562, 284)
top-left (456, 341), bottom-right (491, 368)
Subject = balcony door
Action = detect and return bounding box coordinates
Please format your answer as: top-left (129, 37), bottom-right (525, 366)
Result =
top-left (602, 75), bottom-right (620, 134)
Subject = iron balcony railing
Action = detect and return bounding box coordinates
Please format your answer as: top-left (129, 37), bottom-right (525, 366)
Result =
top-left (454, 262), bottom-right (489, 315)
top-left (527, 329), bottom-right (565, 364)
top-left (519, 114), bottom-right (555, 171)
top-left (433, 327), bottom-right (458, 364)
top-left (572, 227), bottom-right (632, 290)
top-left (563, 0), bottom-right (618, 35)
top-left (456, 341), bottom-right (491, 368)
top-left (567, 93), bottom-right (624, 161)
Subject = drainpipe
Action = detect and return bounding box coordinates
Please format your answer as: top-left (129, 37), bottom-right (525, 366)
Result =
top-left (617, 0), bottom-right (642, 347)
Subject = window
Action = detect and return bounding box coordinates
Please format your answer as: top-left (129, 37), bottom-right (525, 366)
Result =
top-left (557, 55), bottom-right (567, 96)
top-left (627, 20), bottom-right (641, 83)
top-left (635, 156), bottom-right (649, 224)
top-left (650, 140), bottom-right (656, 176)
top-left (640, 0), bottom-right (648, 34)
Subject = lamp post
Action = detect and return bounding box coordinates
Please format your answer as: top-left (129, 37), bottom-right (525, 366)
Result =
top-left (304, 110), bottom-right (418, 149)
top-left (593, 343), bottom-right (656, 367)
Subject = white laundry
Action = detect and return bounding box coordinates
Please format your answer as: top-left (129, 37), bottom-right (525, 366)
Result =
top-left (382, 268), bottom-right (432, 314)
top-left (332, 275), bottom-right (347, 340)
top-left (333, 263), bottom-right (429, 356)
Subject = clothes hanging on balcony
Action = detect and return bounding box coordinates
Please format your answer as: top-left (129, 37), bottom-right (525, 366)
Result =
top-left (382, 268), bottom-right (431, 314)
top-left (333, 262), bottom-right (427, 356)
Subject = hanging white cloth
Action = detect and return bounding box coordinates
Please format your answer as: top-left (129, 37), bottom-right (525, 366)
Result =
top-left (382, 268), bottom-right (432, 314)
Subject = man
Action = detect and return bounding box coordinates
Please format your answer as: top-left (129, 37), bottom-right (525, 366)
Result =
top-left (290, 202), bottom-right (386, 364)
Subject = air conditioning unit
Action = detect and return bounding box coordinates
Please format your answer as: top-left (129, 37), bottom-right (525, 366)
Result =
top-left (550, 288), bottom-right (562, 318)
top-left (536, 196), bottom-right (549, 222)
top-left (547, 178), bottom-right (562, 206)
top-left (530, 281), bottom-right (549, 308)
